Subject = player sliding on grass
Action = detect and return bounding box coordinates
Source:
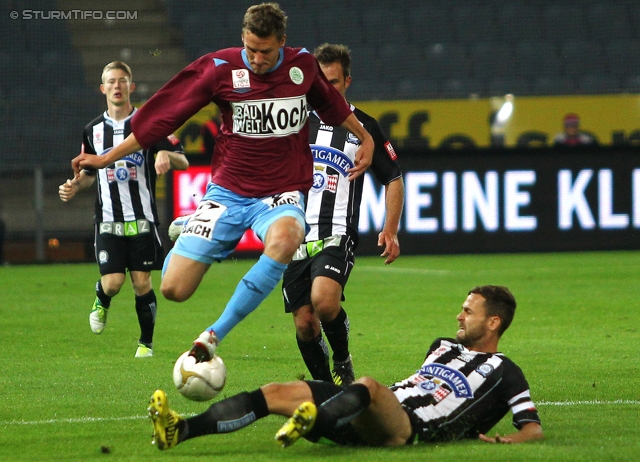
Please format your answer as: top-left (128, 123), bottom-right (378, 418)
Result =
top-left (71, 3), bottom-right (374, 363)
top-left (147, 285), bottom-right (543, 449)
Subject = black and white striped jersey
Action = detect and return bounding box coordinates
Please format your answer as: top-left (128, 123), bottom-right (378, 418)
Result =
top-left (391, 338), bottom-right (541, 443)
top-left (305, 104), bottom-right (402, 245)
top-left (81, 108), bottom-right (183, 224)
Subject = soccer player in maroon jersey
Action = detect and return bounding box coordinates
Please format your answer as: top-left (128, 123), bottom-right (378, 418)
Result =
top-left (71, 3), bottom-right (374, 361)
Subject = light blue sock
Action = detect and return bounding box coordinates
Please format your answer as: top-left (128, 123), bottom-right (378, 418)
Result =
top-left (208, 254), bottom-right (287, 340)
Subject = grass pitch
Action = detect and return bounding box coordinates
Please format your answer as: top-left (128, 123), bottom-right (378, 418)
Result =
top-left (1, 251), bottom-right (639, 461)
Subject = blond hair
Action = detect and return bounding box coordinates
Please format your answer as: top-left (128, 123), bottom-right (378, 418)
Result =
top-left (101, 61), bottom-right (132, 83)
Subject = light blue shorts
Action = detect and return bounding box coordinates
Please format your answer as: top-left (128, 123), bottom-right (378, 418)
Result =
top-left (170, 183), bottom-right (307, 265)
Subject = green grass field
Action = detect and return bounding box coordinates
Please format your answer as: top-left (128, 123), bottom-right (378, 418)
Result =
top-left (1, 251), bottom-right (639, 461)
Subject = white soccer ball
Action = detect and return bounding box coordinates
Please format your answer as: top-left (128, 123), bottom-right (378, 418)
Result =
top-left (172, 351), bottom-right (226, 402)
top-left (167, 215), bottom-right (190, 242)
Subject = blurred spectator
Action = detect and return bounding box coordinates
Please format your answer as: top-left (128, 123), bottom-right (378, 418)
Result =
top-left (553, 113), bottom-right (598, 148)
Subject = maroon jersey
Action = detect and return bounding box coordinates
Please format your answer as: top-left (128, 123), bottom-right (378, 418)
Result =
top-left (131, 47), bottom-right (352, 197)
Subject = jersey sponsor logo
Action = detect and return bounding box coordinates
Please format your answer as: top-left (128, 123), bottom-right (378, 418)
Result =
top-left (311, 145), bottom-right (354, 177)
top-left (262, 191), bottom-right (303, 209)
top-left (418, 363), bottom-right (473, 398)
top-left (433, 386), bottom-right (451, 402)
top-left (385, 141), bottom-right (398, 160)
top-left (289, 66), bottom-right (304, 84)
top-left (232, 96), bottom-right (307, 138)
top-left (311, 169), bottom-right (328, 193)
top-left (122, 152), bottom-right (144, 166)
top-left (107, 166), bottom-right (137, 182)
top-left (319, 123), bottom-right (333, 131)
top-left (327, 174), bottom-right (338, 193)
top-left (232, 69), bottom-right (251, 89)
top-left (181, 200), bottom-right (226, 241)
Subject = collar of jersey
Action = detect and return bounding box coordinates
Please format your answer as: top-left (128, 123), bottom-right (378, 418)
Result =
top-left (241, 48), bottom-right (284, 74)
top-left (103, 107), bottom-right (136, 126)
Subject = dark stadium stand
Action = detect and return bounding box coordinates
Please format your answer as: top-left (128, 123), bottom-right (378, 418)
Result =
top-left (0, 2), bottom-right (100, 172)
top-left (161, 0), bottom-right (640, 99)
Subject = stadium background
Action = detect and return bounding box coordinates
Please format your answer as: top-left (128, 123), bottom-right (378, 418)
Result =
top-left (1, 0), bottom-right (640, 263)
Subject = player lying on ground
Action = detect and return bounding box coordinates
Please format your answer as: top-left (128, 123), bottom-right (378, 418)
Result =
top-left (147, 285), bottom-right (543, 449)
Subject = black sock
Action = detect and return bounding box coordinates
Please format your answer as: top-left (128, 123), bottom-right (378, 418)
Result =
top-left (321, 308), bottom-right (350, 362)
top-left (135, 290), bottom-right (157, 346)
top-left (306, 383), bottom-right (371, 442)
top-left (182, 389), bottom-right (269, 441)
top-left (297, 334), bottom-right (332, 382)
top-left (95, 281), bottom-right (112, 308)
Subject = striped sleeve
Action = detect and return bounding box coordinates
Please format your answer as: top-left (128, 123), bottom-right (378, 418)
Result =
top-left (503, 362), bottom-right (542, 429)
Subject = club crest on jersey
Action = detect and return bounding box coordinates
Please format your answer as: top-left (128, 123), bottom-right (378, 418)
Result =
top-left (346, 132), bottom-right (360, 145)
top-left (311, 144), bottom-right (354, 177)
top-left (98, 250), bottom-right (108, 264)
top-left (232, 69), bottom-right (251, 89)
top-left (475, 363), bottom-right (494, 377)
top-left (232, 96), bottom-right (307, 137)
top-left (418, 363), bottom-right (473, 398)
top-left (289, 66), bottom-right (304, 84)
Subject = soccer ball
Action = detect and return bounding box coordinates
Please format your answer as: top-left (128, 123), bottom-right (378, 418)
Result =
top-left (167, 215), bottom-right (191, 242)
top-left (172, 351), bottom-right (226, 402)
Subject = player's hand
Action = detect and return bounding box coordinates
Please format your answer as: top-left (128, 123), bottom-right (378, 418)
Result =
top-left (378, 230), bottom-right (400, 264)
top-left (347, 137), bottom-right (373, 181)
top-left (58, 179), bottom-right (78, 202)
top-left (72, 153), bottom-right (105, 175)
top-left (155, 150), bottom-right (171, 175)
top-left (479, 433), bottom-right (514, 444)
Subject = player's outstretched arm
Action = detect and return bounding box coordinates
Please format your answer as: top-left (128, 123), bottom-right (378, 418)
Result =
top-left (72, 133), bottom-right (142, 175)
top-left (340, 113), bottom-right (373, 180)
top-left (378, 177), bottom-right (404, 264)
top-left (479, 422), bottom-right (543, 444)
top-left (155, 150), bottom-right (189, 175)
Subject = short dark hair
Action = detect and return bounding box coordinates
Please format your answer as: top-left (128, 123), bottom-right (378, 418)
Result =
top-left (468, 285), bottom-right (516, 336)
top-left (314, 43), bottom-right (351, 78)
top-left (242, 3), bottom-right (287, 41)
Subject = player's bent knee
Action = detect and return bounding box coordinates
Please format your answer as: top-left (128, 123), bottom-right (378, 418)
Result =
top-left (160, 281), bottom-right (192, 302)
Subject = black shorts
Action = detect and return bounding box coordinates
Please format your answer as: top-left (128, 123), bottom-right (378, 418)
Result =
top-left (94, 224), bottom-right (165, 275)
top-left (304, 380), bottom-right (369, 446)
top-left (282, 235), bottom-right (355, 313)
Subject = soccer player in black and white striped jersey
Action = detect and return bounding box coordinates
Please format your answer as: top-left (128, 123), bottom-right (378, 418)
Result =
top-left (282, 44), bottom-right (404, 386)
top-left (145, 285), bottom-right (542, 450)
top-left (59, 61), bottom-right (188, 358)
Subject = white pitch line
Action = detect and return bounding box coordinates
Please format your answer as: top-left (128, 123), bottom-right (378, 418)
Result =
top-left (537, 399), bottom-right (640, 406)
top-left (1, 412), bottom-right (197, 426)
top-left (2, 401), bottom-right (637, 426)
